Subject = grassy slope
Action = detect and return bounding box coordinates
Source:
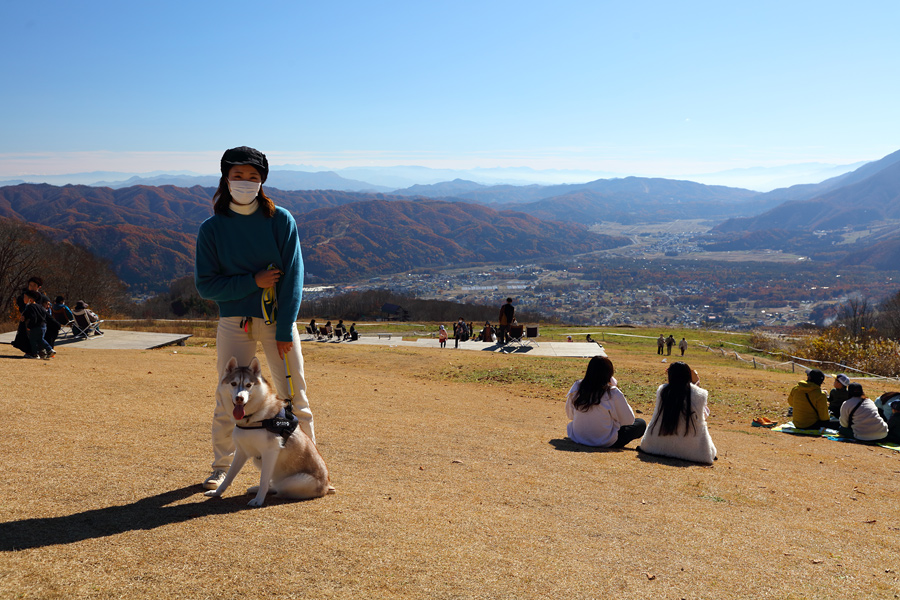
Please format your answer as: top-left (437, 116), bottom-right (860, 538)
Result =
top-left (1, 328), bottom-right (898, 599)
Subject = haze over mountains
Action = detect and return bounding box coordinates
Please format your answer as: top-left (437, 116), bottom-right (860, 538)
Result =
top-left (1, 148), bottom-right (899, 293)
top-left (0, 161), bottom-right (864, 193)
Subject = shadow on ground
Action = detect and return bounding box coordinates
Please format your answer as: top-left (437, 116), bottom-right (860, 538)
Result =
top-left (0, 485), bottom-right (266, 551)
top-left (548, 438), bottom-right (634, 453)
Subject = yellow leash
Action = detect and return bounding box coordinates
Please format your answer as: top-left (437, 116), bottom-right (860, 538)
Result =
top-left (261, 263), bottom-right (279, 325)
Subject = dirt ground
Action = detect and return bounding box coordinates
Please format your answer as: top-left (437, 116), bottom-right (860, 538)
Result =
top-left (1, 338), bottom-right (899, 599)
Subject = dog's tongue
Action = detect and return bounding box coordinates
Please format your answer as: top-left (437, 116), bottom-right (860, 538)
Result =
top-left (233, 405), bottom-right (245, 420)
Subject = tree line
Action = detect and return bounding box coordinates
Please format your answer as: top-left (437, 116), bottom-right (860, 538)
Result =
top-left (135, 275), bottom-right (551, 325)
top-left (0, 218), bottom-right (129, 320)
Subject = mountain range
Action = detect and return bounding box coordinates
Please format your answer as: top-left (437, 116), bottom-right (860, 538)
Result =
top-left (0, 184), bottom-right (628, 289)
top-left (0, 161), bottom-right (864, 192)
top-left (2, 147), bottom-right (899, 291)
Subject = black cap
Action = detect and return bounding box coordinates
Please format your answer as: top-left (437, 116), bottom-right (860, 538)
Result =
top-left (806, 369), bottom-right (825, 385)
top-left (220, 146), bottom-right (269, 183)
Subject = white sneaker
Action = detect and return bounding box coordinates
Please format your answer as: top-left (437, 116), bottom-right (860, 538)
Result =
top-left (203, 470), bottom-right (227, 490)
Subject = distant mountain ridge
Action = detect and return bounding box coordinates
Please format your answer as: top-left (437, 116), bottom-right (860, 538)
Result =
top-left (0, 183), bottom-right (627, 290)
top-left (715, 150), bottom-right (900, 233)
top-left (0, 159), bottom-right (867, 191)
top-left (703, 149), bottom-right (900, 269)
top-left (393, 176), bottom-right (764, 222)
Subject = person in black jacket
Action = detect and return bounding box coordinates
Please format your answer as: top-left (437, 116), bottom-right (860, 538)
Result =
top-left (498, 298), bottom-right (515, 345)
top-left (22, 290), bottom-right (55, 359)
top-left (13, 277), bottom-right (49, 356)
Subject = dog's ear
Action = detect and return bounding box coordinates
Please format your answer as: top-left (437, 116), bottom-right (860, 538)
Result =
top-left (225, 356), bottom-right (239, 373)
top-left (249, 356), bottom-right (261, 375)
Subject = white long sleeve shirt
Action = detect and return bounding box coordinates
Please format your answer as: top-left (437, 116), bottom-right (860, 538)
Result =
top-left (565, 377), bottom-right (636, 447)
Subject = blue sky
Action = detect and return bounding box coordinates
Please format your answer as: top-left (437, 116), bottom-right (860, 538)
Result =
top-left (2, 0), bottom-right (898, 182)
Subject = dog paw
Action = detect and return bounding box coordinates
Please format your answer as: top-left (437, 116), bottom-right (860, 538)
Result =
top-left (204, 490), bottom-right (221, 498)
top-left (247, 497), bottom-right (265, 507)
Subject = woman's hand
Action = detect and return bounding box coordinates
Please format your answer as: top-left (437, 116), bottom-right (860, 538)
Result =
top-left (691, 369), bottom-right (700, 384)
top-left (277, 340), bottom-right (292, 359)
top-left (255, 268), bottom-right (282, 288)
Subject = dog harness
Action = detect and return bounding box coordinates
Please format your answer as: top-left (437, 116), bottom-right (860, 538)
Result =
top-left (236, 404), bottom-right (299, 442)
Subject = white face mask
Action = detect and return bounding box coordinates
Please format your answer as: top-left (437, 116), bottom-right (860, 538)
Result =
top-left (228, 180), bottom-right (261, 205)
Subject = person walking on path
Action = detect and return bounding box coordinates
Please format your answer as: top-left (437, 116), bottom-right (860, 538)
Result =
top-left (657, 334), bottom-right (665, 355)
top-left (195, 146), bottom-right (317, 491)
top-left (666, 334), bottom-right (676, 355)
top-left (678, 337), bottom-right (688, 356)
top-left (498, 297), bottom-right (515, 345)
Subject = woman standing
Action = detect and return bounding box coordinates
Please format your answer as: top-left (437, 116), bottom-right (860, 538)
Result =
top-left (195, 146), bottom-right (315, 490)
top-left (565, 356), bottom-right (646, 448)
top-left (638, 362), bottom-right (717, 464)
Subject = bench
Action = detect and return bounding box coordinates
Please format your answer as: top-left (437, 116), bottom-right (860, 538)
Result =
top-left (377, 333), bottom-right (392, 340)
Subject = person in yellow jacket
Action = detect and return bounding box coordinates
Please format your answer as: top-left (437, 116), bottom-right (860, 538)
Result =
top-left (787, 369), bottom-right (834, 429)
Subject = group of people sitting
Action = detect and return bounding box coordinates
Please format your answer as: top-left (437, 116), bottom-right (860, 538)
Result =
top-left (307, 319), bottom-right (357, 341)
top-left (788, 369), bottom-right (900, 444)
top-left (447, 318), bottom-right (520, 347)
top-left (563, 358), bottom-right (900, 462)
top-left (565, 357), bottom-right (717, 465)
top-left (11, 276), bottom-right (104, 359)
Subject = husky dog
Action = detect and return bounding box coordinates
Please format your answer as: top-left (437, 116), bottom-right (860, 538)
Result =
top-left (205, 356), bottom-right (330, 507)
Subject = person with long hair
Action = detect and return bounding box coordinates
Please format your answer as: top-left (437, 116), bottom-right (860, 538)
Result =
top-left (565, 356), bottom-right (646, 448)
top-left (638, 362), bottom-right (716, 464)
top-left (195, 146), bottom-right (316, 490)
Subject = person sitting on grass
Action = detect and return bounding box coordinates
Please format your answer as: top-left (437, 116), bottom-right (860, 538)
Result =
top-left (885, 400), bottom-right (900, 444)
top-left (874, 391), bottom-right (900, 421)
top-left (787, 369), bottom-right (834, 430)
top-left (838, 383), bottom-right (888, 443)
top-left (637, 362), bottom-right (716, 465)
top-left (827, 373), bottom-right (851, 419)
top-left (565, 356), bottom-right (646, 448)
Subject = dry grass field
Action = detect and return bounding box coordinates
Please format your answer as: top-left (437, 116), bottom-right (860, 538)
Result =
top-left (2, 333), bottom-right (899, 599)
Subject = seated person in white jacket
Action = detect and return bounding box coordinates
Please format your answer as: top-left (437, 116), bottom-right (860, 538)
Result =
top-left (638, 362), bottom-right (717, 465)
top-left (839, 383), bottom-right (888, 443)
top-left (565, 356), bottom-right (646, 448)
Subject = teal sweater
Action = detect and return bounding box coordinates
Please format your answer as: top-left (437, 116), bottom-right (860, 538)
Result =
top-left (195, 206), bottom-right (303, 342)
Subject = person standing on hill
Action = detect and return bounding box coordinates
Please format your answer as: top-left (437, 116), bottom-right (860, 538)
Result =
top-left (665, 334), bottom-right (676, 355)
top-left (498, 298), bottom-right (515, 345)
top-left (453, 317), bottom-right (467, 348)
top-left (195, 146), bottom-right (317, 491)
top-left (678, 337), bottom-right (688, 356)
top-left (13, 277), bottom-right (49, 357)
top-left (787, 369), bottom-right (833, 430)
top-left (22, 290), bottom-right (56, 359)
top-left (657, 334), bottom-right (665, 355)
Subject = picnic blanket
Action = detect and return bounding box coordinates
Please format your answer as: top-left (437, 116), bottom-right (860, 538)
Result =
top-left (772, 422), bottom-right (900, 452)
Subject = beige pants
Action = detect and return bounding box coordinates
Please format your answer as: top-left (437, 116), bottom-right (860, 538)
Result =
top-left (211, 316), bottom-right (315, 471)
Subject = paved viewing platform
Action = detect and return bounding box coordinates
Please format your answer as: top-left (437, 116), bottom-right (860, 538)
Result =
top-left (1, 327), bottom-right (603, 358)
top-left (320, 335), bottom-right (607, 358)
top-left (0, 329), bottom-right (191, 351)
